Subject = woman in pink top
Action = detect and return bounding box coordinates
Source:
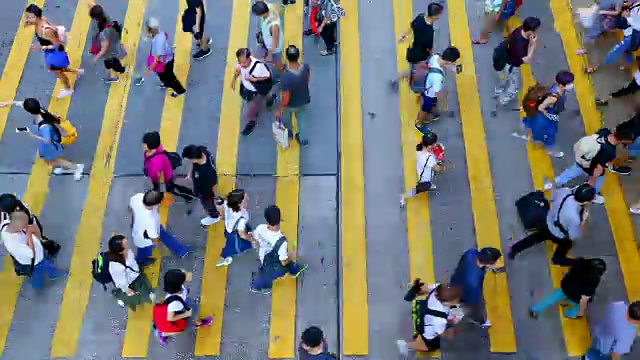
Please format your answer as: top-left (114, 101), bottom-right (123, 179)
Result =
top-left (143, 131), bottom-right (195, 201)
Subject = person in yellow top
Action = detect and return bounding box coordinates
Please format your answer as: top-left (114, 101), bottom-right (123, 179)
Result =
top-left (0, 98), bottom-right (78, 146)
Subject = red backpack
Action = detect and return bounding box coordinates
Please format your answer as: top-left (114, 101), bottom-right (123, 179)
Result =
top-left (152, 295), bottom-right (189, 333)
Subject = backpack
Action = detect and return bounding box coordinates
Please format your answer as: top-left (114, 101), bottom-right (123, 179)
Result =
top-left (493, 37), bottom-right (510, 71)
top-left (92, 252), bottom-right (138, 291)
top-left (153, 295), bottom-right (190, 333)
top-left (38, 119), bottom-right (63, 146)
top-left (515, 190), bottom-right (550, 230)
top-left (521, 84), bottom-right (555, 117)
top-left (408, 57), bottom-right (445, 94)
top-left (412, 286), bottom-right (449, 335)
top-left (574, 134), bottom-right (605, 168)
top-left (326, 0), bottom-right (345, 22)
top-left (43, 24), bottom-right (67, 45)
top-left (146, 151), bottom-right (183, 170)
top-left (249, 60), bottom-right (273, 96)
top-left (110, 21), bottom-right (123, 35)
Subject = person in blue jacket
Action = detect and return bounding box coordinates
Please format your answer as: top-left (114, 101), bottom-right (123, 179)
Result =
top-left (449, 247), bottom-right (504, 328)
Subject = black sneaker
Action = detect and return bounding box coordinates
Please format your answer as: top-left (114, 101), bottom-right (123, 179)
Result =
top-left (193, 48), bottom-right (212, 60)
top-left (241, 121), bottom-right (257, 136)
top-left (528, 309), bottom-right (538, 319)
top-left (295, 133), bottom-right (308, 146)
top-left (610, 165), bottom-right (632, 175)
top-left (171, 90), bottom-right (186, 98)
top-left (102, 76), bottom-right (120, 83)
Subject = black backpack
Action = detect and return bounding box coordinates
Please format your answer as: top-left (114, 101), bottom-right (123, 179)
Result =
top-left (248, 60), bottom-right (273, 96)
top-left (146, 151), bottom-right (183, 170)
top-left (412, 287), bottom-right (449, 335)
top-left (515, 190), bottom-right (550, 231)
top-left (493, 38), bottom-right (510, 72)
top-left (92, 252), bottom-right (138, 291)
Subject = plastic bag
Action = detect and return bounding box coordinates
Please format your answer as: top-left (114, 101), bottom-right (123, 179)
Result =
top-left (577, 5), bottom-right (599, 29)
top-left (272, 118), bottom-right (289, 149)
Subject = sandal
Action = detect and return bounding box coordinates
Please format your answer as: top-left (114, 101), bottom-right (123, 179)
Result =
top-left (576, 49), bottom-right (587, 55)
top-left (583, 66), bottom-right (598, 74)
top-left (472, 39), bottom-right (489, 45)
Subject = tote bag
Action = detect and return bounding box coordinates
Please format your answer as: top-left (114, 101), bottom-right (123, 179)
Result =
top-left (272, 118), bottom-right (289, 149)
top-left (146, 32), bottom-right (170, 73)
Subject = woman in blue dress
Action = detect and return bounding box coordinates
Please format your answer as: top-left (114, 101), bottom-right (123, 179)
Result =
top-left (216, 189), bottom-right (255, 267)
top-left (521, 71), bottom-right (574, 159)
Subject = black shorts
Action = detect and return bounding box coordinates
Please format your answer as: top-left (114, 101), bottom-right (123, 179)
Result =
top-left (103, 57), bottom-right (124, 72)
top-left (414, 333), bottom-right (441, 351)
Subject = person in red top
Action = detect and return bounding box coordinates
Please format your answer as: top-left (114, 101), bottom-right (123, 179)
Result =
top-left (142, 131), bottom-right (195, 201)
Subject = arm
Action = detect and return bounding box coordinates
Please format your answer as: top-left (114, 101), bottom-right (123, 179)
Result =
top-left (577, 295), bottom-right (590, 317)
top-left (522, 35), bottom-right (538, 64)
top-left (268, 24), bottom-right (280, 57)
top-left (167, 308), bottom-right (193, 321)
top-left (0, 100), bottom-right (23, 108)
top-left (589, 164), bottom-right (604, 186)
top-left (537, 96), bottom-right (557, 118)
top-left (276, 91), bottom-right (290, 117)
top-left (94, 32), bottom-right (110, 60)
top-left (496, 0), bottom-right (508, 19)
top-left (230, 68), bottom-right (241, 90)
top-left (109, 263), bottom-right (134, 294)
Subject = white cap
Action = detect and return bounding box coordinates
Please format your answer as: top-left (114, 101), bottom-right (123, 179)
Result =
top-left (147, 17), bottom-right (160, 29)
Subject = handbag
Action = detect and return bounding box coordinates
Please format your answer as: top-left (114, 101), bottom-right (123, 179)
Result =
top-left (41, 236), bottom-right (61, 258)
top-left (44, 48), bottom-right (70, 69)
top-left (146, 32), bottom-right (169, 73)
top-left (272, 118), bottom-right (290, 149)
top-left (415, 154), bottom-right (433, 193)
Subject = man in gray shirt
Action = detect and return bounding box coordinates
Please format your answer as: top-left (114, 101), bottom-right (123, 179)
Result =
top-left (583, 301), bottom-right (640, 360)
top-left (276, 45), bottom-right (311, 146)
top-left (508, 183), bottom-right (595, 266)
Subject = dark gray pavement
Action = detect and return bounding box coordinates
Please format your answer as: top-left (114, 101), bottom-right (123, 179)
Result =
top-left (0, 0), bottom-right (638, 359)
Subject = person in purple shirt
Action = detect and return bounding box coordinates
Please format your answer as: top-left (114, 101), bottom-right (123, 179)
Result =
top-left (583, 301), bottom-right (640, 360)
top-left (449, 247), bottom-right (503, 328)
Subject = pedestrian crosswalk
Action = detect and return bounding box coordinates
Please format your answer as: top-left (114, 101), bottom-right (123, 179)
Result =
top-left (0, 0), bottom-right (639, 359)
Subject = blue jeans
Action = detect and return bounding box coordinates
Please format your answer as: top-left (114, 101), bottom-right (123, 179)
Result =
top-left (531, 288), bottom-right (580, 318)
top-left (251, 261), bottom-right (303, 290)
top-left (604, 35), bottom-right (633, 66)
top-left (282, 104), bottom-right (310, 141)
top-left (31, 257), bottom-right (57, 289)
top-left (135, 226), bottom-right (188, 263)
top-left (585, 340), bottom-right (612, 360)
top-left (626, 137), bottom-right (640, 157)
top-left (555, 163), bottom-right (605, 193)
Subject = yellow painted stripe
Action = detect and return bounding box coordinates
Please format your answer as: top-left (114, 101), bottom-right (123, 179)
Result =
top-left (194, 0), bottom-right (251, 355)
top-left (446, 0), bottom-right (516, 352)
top-left (268, 2), bottom-right (302, 358)
top-left (0, 0), bottom-right (46, 144)
top-left (507, 14), bottom-right (591, 355)
top-left (551, 0), bottom-right (640, 333)
top-left (120, 10), bottom-right (192, 358)
top-left (50, 0), bottom-right (147, 357)
top-left (391, 1), bottom-right (437, 357)
top-left (340, 0), bottom-right (368, 355)
top-left (0, 0), bottom-right (89, 356)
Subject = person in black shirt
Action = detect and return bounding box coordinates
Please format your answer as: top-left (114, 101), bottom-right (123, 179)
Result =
top-left (299, 326), bottom-right (336, 359)
top-left (182, 145), bottom-right (221, 226)
top-left (390, 2), bottom-right (444, 89)
top-left (494, 17), bottom-right (540, 106)
top-left (184, 0), bottom-right (211, 60)
top-left (530, 258), bottom-right (606, 319)
top-left (545, 124), bottom-right (634, 204)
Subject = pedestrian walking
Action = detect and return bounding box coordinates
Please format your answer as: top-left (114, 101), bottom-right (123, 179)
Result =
top-left (493, 16), bottom-right (540, 107)
top-left (508, 183), bottom-right (596, 266)
top-left (400, 132), bottom-right (446, 207)
top-left (391, 2), bottom-right (444, 88)
top-left (582, 301), bottom-right (640, 360)
top-left (313, 0), bottom-right (342, 56)
top-left (152, 268), bottom-right (212, 346)
top-left (397, 280), bottom-right (463, 355)
top-left (231, 48), bottom-right (273, 136)
top-left (216, 189), bottom-right (255, 267)
top-left (138, 18), bottom-right (186, 97)
top-left (24, 4), bottom-right (84, 98)
top-left (530, 257), bottom-right (606, 320)
top-left (276, 45), bottom-right (311, 146)
top-left (299, 326), bottom-right (337, 359)
top-left (129, 190), bottom-right (191, 266)
top-left (88, 3), bottom-right (125, 83)
top-left (250, 205), bottom-right (307, 294)
top-left (473, 0), bottom-right (520, 44)
top-left (143, 131), bottom-right (196, 202)
top-left (181, 0), bottom-right (212, 60)
top-left (252, 1), bottom-right (284, 73)
top-left (544, 124), bottom-right (634, 204)
top-left (595, 64), bottom-right (640, 105)
top-left (1, 210), bottom-right (60, 289)
top-left (517, 70), bottom-right (575, 158)
top-left (181, 144), bottom-right (221, 226)
top-left (576, 0), bottom-right (625, 56)
top-left (449, 247), bottom-right (504, 328)
top-left (104, 234), bottom-right (155, 310)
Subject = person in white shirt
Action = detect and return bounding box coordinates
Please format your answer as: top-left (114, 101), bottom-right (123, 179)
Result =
top-left (106, 234), bottom-right (154, 310)
top-left (230, 47), bottom-right (273, 136)
top-left (154, 268), bottom-right (212, 346)
top-left (216, 189), bottom-right (256, 267)
top-left (414, 46), bottom-right (460, 134)
top-left (1, 210), bottom-right (58, 289)
top-left (400, 132), bottom-right (446, 207)
top-left (397, 279), bottom-right (462, 355)
top-left (250, 205), bottom-right (307, 294)
top-left (129, 190), bottom-right (189, 266)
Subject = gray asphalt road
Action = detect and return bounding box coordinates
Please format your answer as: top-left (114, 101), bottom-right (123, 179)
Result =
top-left (0, 0), bottom-right (638, 359)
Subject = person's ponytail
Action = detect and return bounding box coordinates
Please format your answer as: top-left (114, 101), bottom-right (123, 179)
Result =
top-left (416, 143), bottom-right (424, 151)
top-left (22, 98), bottom-right (61, 124)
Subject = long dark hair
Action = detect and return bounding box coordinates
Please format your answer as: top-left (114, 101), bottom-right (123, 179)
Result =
top-left (226, 189), bottom-right (246, 212)
top-left (89, 5), bottom-right (108, 30)
top-left (23, 98), bottom-right (61, 124)
top-left (25, 4), bottom-right (43, 18)
top-left (107, 234), bottom-right (127, 264)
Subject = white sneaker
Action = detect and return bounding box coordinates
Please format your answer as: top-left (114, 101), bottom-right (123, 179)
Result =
top-left (399, 195), bottom-right (406, 208)
top-left (543, 180), bottom-right (554, 191)
top-left (546, 150), bottom-right (564, 158)
top-left (481, 320), bottom-right (492, 328)
top-left (57, 89), bottom-right (73, 98)
top-left (630, 207), bottom-right (640, 215)
top-left (117, 300), bottom-right (125, 307)
top-left (149, 292), bottom-right (156, 302)
top-left (73, 164), bottom-right (84, 181)
top-left (216, 257), bottom-right (233, 267)
top-left (592, 194), bottom-right (605, 204)
top-left (52, 167), bottom-right (64, 175)
top-left (396, 339), bottom-right (409, 356)
top-left (200, 216), bottom-right (221, 226)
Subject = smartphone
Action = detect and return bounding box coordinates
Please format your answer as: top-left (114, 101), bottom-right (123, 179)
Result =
top-left (16, 127), bottom-right (29, 133)
top-left (456, 64), bottom-right (463, 74)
